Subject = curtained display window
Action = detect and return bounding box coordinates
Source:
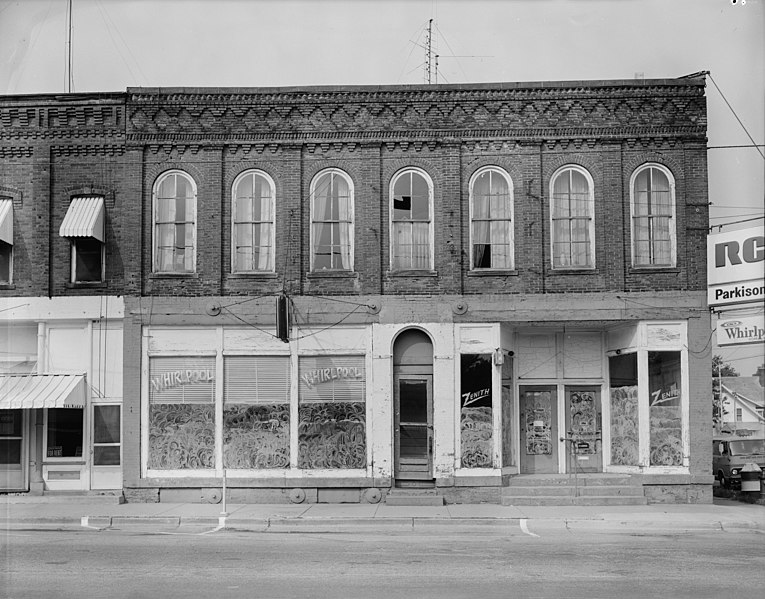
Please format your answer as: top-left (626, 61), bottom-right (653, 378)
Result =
top-left (153, 171), bottom-right (196, 273)
top-left (631, 165), bottom-right (675, 267)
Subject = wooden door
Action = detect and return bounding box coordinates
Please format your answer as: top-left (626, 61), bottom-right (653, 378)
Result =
top-left (519, 386), bottom-right (558, 474)
top-left (394, 374), bottom-right (433, 481)
top-left (564, 386), bottom-right (602, 473)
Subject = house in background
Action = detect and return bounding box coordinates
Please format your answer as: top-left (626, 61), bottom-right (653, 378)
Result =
top-left (718, 376), bottom-right (765, 428)
top-left (1, 76), bottom-right (712, 504)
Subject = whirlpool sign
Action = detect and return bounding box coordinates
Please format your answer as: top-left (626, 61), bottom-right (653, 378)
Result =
top-left (717, 315), bottom-right (765, 347)
top-left (707, 225), bottom-right (764, 308)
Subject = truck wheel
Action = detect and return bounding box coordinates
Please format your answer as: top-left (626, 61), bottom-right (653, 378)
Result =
top-left (718, 471), bottom-right (729, 488)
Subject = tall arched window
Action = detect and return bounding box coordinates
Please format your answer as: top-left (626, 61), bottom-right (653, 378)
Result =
top-left (153, 170), bottom-right (196, 273)
top-left (550, 165), bottom-right (595, 269)
top-left (470, 167), bottom-right (514, 270)
top-left (630, 164), bottom-right (676, 267)
top-left (310, 169), bottom-right (353, 271)
top-left (232, 170), bottom-right (275, 273)
top-left (390, 168), bottom-right (433, 270)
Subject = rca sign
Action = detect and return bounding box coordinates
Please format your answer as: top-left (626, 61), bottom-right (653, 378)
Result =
top-left (707, 226), bottom-right (764, 307)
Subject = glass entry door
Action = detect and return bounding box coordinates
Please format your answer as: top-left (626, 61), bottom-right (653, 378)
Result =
top-left (394, 374), bottom-right (433, 481)
top-left (519, 386), bottom-right (558, 474)
top-left (0, 409), bottom-right (26, 491)
top-left (90, 405), bottom-right (122, 489)
top-left (564, 387), bottom-right (602, 473)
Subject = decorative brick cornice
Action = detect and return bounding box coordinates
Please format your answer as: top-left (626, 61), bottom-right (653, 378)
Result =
top-left (0, 146), bottom-right (33, 159)
top-left (51, 145), bottom-right (126, 157)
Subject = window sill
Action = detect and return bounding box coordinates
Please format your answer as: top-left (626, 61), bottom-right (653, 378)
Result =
top-left (150, 272), bottom-right (199, 280)
top-left (467, 269), bottom-right (519, 277)
top-left (629, 266), bottom-right (680, 274)
top-left (307, 270), bottom-right (358, 279)
top-left (228, 272), bottom-right (278, 279)
top-left (0, 283), bottom-right (15, 290)
top-left (66, 281), bottom-right (107, 289)
top-left (549, 268), bottom-right (599, 275)
top-left (389, 270), bottom-right (438, 278)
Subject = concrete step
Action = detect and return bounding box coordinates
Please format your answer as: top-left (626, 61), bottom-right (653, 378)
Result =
top-left (501, 495), bottom-right (648, 507)
top-left (386, 490), bottom-right (445, 506)
top-left (505, 475), bottom-right (636, 487)
top-left (2, 491), bottom-right (124, 504)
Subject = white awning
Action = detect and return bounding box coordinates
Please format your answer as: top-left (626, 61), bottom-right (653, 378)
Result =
top-left (59, 196), bottom-right (104, 242)
top-left (0, 199), bottom-right (12, 245)
top-left (0, 374), bottom-right (86, 409)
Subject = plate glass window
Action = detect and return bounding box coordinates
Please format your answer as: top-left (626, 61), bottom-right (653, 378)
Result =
top-left (470, 168), bottom-right (513, 269)
top-left (311, 170), bottom-right (353, 271)
top-left (391, 169), bottom-right (433, 270)
top-left (46, 408), bottom-right (83, 458)
top-left (631, 165), bottom-right (676, 267)
top-left (550, 166), bottom-right (595, 269)
top-left (153, 171), bottom-right (196, 273)
top-left (232, 171), bottom-right (275, 273)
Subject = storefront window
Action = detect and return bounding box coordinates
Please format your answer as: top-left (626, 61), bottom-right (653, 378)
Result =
top-left (609, 353), bottom-right (639, 466)
top-left (148, 357), bottom-right (215, 470)
top-left (460, 354), bottom-right (493, 468)
top-left (47, 409), bottom-right (83, 458)
top-left (223, 356), bottom-right (290, 469)
top-left (648, 351), bottom-right (683, 466)
top-left (0, 409), bottom-right (22, 464)
top-left (298, 356), bottom-right (366, 469)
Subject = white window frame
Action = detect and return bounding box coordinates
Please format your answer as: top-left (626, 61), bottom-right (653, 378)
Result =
top-left (549, 165), bottom-right (596, 270)
top-left (70, 237), bottom-right (105, 283)
top-left (231, 170), bottom-right (276, 273)
top-left (0, 241), bottom-right (11, 284)
top-left (389, 167), bottom-right (434, 271)
top-left (152, 170), bottom-right (197, 274)
top-left (469, 166), bottom-right (514, 270)
top-left (629, 163), bottom-right (677, 268)
top-left (309, 168), bottom-right (354, 272)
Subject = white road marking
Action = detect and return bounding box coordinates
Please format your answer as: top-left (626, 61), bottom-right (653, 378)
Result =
top-left (520, 518), bottom-right (539, 537)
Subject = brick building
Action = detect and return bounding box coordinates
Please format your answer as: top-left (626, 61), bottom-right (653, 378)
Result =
top-left (1, 76), bottom-right (712, 504)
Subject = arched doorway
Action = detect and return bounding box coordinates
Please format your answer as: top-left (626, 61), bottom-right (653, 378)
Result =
top-left (392, 329), bottom-right (434, 484)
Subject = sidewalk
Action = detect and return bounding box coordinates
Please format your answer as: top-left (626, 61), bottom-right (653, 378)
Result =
top-left (3, 495), bottom-right (764, 534)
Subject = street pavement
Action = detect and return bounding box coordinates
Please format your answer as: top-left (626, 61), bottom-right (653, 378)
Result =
top-left (2, 494), bottom-right (764, 535)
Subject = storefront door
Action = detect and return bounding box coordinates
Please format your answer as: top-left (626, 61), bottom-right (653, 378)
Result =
top-left (519, 386), bottom-right (558, 474)
top-left (0, 409), bottom-right (27, 491)
top-left (394, 374), bottom-right (433, 481)
top-left (91, 404), bottom-right (122, 490)
top-left (564, 386), bottom-right (602, 473)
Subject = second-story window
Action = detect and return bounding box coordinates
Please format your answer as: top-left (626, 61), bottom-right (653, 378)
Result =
top-left (59, 196), bottom-right (105, 283)
top-left (310, 169), bottom-right (353, 271)
top-left (0, 198), bottom-right (12, 284)
top-left (232, 170), bottom-right (275, 273)
top-left (153, 171), bottom-right (196, 274)
top-left (470, 167), bottom-right (514, 270)
top-left (631, 164), bottom-right (676, 267)
top-left (391, 168), bottom-right (433, 270)
top-left (550, 166), bottom-right (595, 269)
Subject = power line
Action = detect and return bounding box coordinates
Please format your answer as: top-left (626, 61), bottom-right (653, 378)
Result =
top-left (707, 72), bottom-right (765, 160)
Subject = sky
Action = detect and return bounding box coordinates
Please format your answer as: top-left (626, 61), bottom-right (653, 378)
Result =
top-left (0, 0), bottom-right (763, 375)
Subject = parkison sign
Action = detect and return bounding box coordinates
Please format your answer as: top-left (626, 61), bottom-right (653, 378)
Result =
top-left (707, 225), bottom-right (765, 307)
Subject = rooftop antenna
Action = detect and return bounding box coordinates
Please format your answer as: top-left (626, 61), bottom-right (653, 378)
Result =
top-left (66, 0), bottom-right (74, 92)
top-left (424, 19), bottom-right (433, 84)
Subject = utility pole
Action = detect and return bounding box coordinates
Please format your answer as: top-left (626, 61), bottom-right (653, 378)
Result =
top-left (66, 0), bottom-right (73, 93)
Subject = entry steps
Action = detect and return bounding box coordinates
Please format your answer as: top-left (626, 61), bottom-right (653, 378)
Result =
top-left (386, 487), bottom-right (445, 506)
top-left (1, 490), bottom-right (124, 504)
top-left (501, 474), bottom-right (647, 506)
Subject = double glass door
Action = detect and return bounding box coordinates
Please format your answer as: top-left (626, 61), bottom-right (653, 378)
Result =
top-left (519, 385), bottom-right (601, 474)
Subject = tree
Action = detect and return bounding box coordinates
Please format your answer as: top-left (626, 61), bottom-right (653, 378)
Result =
top-left (712, 355), bottom-right (739, 425)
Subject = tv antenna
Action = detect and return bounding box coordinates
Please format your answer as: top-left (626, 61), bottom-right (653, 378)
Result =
top-left (420, 19), bottom-right (491, 84)
top-left (65, 0), bottom-right (74, 92)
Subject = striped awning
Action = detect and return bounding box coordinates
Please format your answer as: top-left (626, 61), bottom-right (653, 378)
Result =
top-left (59, 196), bottom-right (104, 243)
top-left (0, 199), bottom-right (12, 245)
top-left (0, 374), bottom-right (86, 409)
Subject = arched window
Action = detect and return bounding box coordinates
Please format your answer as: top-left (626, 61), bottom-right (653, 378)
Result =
top-left (390, 168), bottom-right (433, 270)
top-left (470, 167), bottom-right (514, 270)
top-left (232, 170), bottom-right (275, 273)
top-left (310, 169), bottom-right (353, 271)
top-left (550, 166), bottom-right (595, 269)
top-left (630, 164), bottom-right (676, 267)
top-left (153, 170), bottom-right (196, 273)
